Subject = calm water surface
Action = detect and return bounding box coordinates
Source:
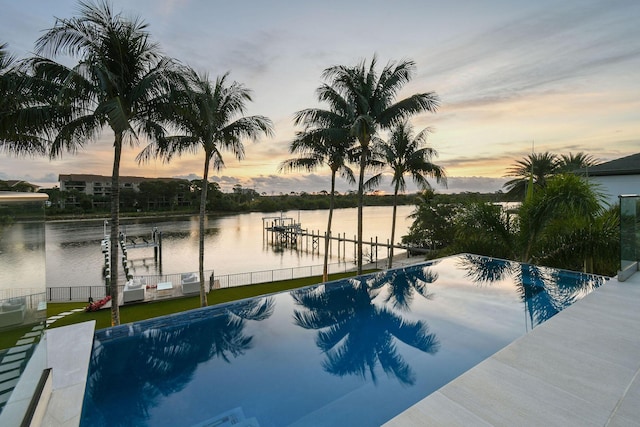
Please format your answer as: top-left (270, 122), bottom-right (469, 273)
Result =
top-left (42, 206), bottom-right (414, 288)
top-left (80, 255), bottom-right (607, 426)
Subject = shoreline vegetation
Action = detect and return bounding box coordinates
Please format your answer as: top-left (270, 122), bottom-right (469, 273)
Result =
top-left (38, 190), bottom-right (510, 221)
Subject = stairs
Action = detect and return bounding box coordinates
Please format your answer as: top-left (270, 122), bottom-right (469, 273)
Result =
top-left (0, 325), bottom-right (43, 414)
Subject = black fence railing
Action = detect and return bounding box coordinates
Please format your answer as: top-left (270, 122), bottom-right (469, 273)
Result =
top-left (46, 262), bottom-right (357, 302)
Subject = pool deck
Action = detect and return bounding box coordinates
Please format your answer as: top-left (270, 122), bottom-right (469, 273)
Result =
top-left (384, 270), bottom-right (640, 427)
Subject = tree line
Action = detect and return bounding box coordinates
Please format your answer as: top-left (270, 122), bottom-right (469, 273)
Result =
top-left (35, 180), bottom-right (434, 217)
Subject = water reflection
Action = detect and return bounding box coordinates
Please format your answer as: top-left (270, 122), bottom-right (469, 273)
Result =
top-left (41, 206), bottom-right (415, 288)
top-left (82, 297), bottom-right (274, 426)
top-left (292, 274), bottom-right (439, 386)
top-left (457, 254), bottom-right (607, 327)
top-left (378, 264), bottom-right (439, 311)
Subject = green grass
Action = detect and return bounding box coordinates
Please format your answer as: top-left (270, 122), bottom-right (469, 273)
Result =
top-left (46, 270), bottom-right (374, 331)
top-left (0, 324), bottom-right (40, 350)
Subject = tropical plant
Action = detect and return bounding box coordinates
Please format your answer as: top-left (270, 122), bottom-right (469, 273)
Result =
top-left (518, 173), bottom-right (604, 263)
top-left (556, 152), bottom-right (599, 173)
top-left (379, 122), bottom-right (446, 268)
top-left (503, 152), bottom-right (559, 199)
top-left (279, 109), bottom-right (354, 282)
top-left (449, 202), bottom-right (516, 260)
top-left (401, 190), bottom-right (461, 253)
top-left (0, 42), bottom-right (52, 156)
top-left (531, 201), bottom-right (619, 275)
top-left (138, 69), bottom-right (273, 306)
top-left (319, 57), bottom-right (439, 273)
top-left (32, 0), bottom-right (184, 325)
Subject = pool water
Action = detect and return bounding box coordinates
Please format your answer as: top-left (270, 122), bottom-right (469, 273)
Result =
top-left (80, 254), bottom-right (608, 426)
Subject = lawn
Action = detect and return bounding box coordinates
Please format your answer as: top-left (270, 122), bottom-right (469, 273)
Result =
top-left (45, 270), bottom-right (373, 331)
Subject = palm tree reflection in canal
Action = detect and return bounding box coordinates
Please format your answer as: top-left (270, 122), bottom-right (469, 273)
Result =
top-left (457, 254), bottom-right (607, 329)
top-left (292, 270), bottom-right (440, 386)
top-left (82, 297), bottom-right (274, 426)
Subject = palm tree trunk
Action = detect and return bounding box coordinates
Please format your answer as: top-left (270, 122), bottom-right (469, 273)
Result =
top-left (109, 132), bottom-right (122, 326)
top-left (388, 185), bottom-right (399, 269)
top-left (198, 155), bottom-right (211, 307)
top-left (357, 146), bottom-right (367, 275)
top-left (323, 170), bottom-right (337, 282)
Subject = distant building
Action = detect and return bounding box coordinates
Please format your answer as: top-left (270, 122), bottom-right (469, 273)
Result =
top-left (58, 174), bottom-right (182, 197)
top-left (58, 174), bottom-right (191, 208)
top-left (576, 153), bottom-right (640, 206)
top-left (58, 174), bottom-right (165, 197)
top-left (0, 180), bottom-right (39, 192)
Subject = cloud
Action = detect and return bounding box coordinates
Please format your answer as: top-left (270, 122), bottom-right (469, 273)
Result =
top-left (418, 0), bottom-right (640, 108)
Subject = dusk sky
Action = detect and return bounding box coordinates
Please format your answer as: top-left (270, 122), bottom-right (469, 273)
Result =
top-left (1, 0), bottom-right (639, 194)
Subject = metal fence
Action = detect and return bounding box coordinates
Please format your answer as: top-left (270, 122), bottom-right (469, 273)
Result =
top-left (213, 262), bottom-right (355, 289)
top-left (46, 262), bottom-right (357, 302)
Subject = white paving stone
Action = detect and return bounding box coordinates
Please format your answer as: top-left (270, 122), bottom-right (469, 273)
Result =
top-left (42, 321), bottom-right (95, 427)
top-left (387, 273), bottom-right (640, 426)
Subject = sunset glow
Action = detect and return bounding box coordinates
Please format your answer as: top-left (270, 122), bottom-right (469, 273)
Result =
top-left (1, 0), bottom-right (638, 194)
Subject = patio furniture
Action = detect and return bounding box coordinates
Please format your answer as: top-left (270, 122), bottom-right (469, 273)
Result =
top-left (123, 278), bottom-right (145, 303)
top-left (157, 281), bottom-right (173, 297)
top-left (0, 298), bottom-right (26, 328)
top-left (181, 273), bottom-right (200, 295)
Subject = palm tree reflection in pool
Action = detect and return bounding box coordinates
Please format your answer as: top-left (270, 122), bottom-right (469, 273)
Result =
top-left (292, 272), bottom-right (439, 386)
top-left (379, 264), bottom-right (439, 311)
top-left (458, 254), bottom-right (606, 329)
top-left (82, 297), bottom-right (274, 425)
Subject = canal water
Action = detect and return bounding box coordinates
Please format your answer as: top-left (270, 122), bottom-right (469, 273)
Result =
top-left (41, 205), bottom-right (416, 288)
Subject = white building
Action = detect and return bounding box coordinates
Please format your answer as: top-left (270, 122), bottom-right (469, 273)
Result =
top-left (577, 153), bottom-right (640, 207)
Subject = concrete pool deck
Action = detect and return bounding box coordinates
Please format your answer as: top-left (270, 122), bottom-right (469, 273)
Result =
top-left (384, 271), bottom-right (640, 426)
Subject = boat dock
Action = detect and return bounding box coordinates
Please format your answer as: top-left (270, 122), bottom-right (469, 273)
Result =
top-left (262, 213), bottom-right (430, 264)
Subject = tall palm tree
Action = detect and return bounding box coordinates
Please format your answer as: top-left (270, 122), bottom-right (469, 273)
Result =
top-left (319, 57), bottom-right (439, 273)
top-left (138, 69), bottom-right (273, 307)
top-left (503, 152), bottom-right (559, 199)
top-left (280, 110), bottom-right (354, 282)
top-left (33, 1), bottom-right (183, 325)
top-left (380, 122), bottom-right (446, 268)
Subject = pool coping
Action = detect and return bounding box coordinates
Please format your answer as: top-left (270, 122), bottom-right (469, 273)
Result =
top-left (383, 272), bottom-right (640, 426)
top-left (42, 321), bottom-right (95, 427)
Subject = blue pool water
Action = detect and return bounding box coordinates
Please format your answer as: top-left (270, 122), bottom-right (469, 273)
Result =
top-left (80, 254), bottom-right (608, 426)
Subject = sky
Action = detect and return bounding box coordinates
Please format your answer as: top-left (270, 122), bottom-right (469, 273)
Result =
top-left (1, 0), bottom-right (639, 194)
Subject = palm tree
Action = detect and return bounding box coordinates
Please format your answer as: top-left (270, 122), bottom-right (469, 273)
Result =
top-left (32, 1), bottom-right (183, 325)
top-left (138, 69), bottom-right (273, 306)
top-left (380, 122), bottom-right (446, 268)
top-left (556, 152), bottom-right (599, 173)
top-left (280, 109), bottom-right (354, 282)
top-left (319, 57), bottom-right (439, 273)
top-left (503, 152), bottom-right (559, 199)
top-left (0, 43), bottom-right (52, 156)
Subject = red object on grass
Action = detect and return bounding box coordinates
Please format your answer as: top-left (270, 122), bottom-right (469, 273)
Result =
top-left (85, 295), bottom-right (112, 312)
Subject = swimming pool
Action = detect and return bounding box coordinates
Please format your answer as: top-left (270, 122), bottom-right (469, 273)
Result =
top-left (80, 254), bottom-right (608, 426)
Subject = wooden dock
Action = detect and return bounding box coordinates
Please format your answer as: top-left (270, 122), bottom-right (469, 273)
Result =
top-left (262, 214), bottom-right (430, 264)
